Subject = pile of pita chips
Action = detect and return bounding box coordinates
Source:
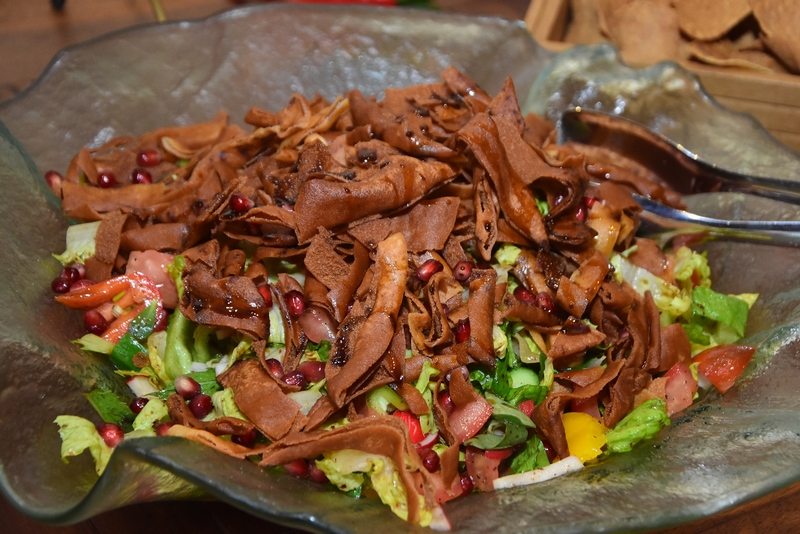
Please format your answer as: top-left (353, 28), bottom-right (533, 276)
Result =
top-left (566, 0), bottom-right (799, 74)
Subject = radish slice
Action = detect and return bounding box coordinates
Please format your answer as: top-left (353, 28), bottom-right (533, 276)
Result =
top-left (126, 375), bottom-right (157, 397)
top-left (492, 455), bottom-right (583, 490)
top-left (417, 432), bottom-right (440, 449)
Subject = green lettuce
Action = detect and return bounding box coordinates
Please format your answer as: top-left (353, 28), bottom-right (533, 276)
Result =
top-left (494, 243), bottom-right (521, 266)
top-left (53, 221), bottom-right (101, 265)
top-left (605, 398), bottom-right (670, 454)
top-left (691, 286), bottom-right (749, 339)
top-left (610, 253), bottom-right (691, 324)
top-left (132, 397), bottom-right (169, 430)
top-left (72, 334), bottom-right (115, 355)
top-left (673, 247), bottom-right (711, 291)
top-left (314, 450), bottom-right (433, 526)
top-left (509, 434), bottom-right (550, 475)
top-left (212, 388), bottom-right (249, 420)
top-left (54, 415), bottom-right (112, 475)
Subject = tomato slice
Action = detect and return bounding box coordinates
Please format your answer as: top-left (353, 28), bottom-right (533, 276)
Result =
top-left (517, 399), bottom-right (535, 417)
top-left (484, 447), bottom-right (514, 461)
top-left (465, 446), bottom-right (501, 492)
top-left (664, 362), bottom-right (698, 414)
top-left (392, 411), bottom-right (424, 444)
top-left (692, 344), bottom-right (756, 393)
top-left (449, 396), bottom-right (493, 443)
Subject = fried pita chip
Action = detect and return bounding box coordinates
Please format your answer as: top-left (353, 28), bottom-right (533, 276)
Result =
top-left (750, 0), bottom-right (800, 73)
top-left (608, 0), bottom-right (682, 65)
top-left (673, 0), bottom-right (751, 42)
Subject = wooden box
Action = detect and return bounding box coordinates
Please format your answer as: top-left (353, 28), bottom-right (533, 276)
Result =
top-left (523, 0), bottom-right (800, 153)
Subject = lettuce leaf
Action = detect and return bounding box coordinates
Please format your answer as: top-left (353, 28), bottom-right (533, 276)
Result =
top-left (673, 247), bottom-right (711, 291)
top-left (610, 253), bottom-right (691, 324)
top-left (314, 450), bottom-right (433, 526)
top-left (494, 243), bottom-right (521, 266)
top-left (54, 415), bottom-right (112, 475)
top-left (53, 221), bottom-right (101, 265)
top-left (132, 397), bottom-right (169, 430)
top-left (605, 399), bottom-right (670, 454)
top-left (509, 435), bottom-right (550, 475)
top-left (691, 286), bottom-right (749, 339)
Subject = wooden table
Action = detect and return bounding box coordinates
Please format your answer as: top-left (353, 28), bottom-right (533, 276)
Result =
top-left (3, 1), bottom-right (800, 533)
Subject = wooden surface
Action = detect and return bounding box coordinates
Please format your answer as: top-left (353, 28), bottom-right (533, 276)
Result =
top-left (3, 1), bottom-right (800, 533)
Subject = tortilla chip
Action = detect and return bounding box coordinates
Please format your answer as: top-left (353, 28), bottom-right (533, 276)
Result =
top-left (673, 0), bottom-right (751, 42)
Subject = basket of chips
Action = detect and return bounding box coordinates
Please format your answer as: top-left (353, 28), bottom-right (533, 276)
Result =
top-left (524, 0), bottom-right (800, 153)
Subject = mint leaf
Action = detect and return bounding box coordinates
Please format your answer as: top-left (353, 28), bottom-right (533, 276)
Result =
top-left (509, 435), bottom-right (550, 474)
top-left (85, 389), bottom-right (134, 430)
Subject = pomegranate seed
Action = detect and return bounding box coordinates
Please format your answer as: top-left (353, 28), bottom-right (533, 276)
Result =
top-left (83, 310), bottom-right (108, 335)
top-left (618, 327), bottom-right (630, 340)
top-left (155, 422), bottom-right (175, 436)
top-left (44, 170), bottom-right (63, 190)
top-left (284, 290), bottom-right (306, 318)
top-left (542, 439), bottom-right (557, 463)
top-left (264, 358), bottom-right (285, 380)
top-left (129, 397), bottom-right (149, 414)
top-left (297, 361), bottom-right (326, 383)
top-left (136, 148), bottom-right (161, 167)
top-left (420, 448), bottom-right (440, 472)
top-left (51, 276), bottom-right (71, 294)
top-left (518, 399), bottom-right (535, 417)
top-left (283, 370), bottom-right (308, 390)
top-left (584, 196), bottom-right (597, 209)
top-left (174, 375), bottom-right (201, 399)
top-left (513, 286), bottom-right (536, 305)
top-left (97, 171), bottom-right (116, 188)
top-left (416, 259), bottom-right (444, 282)
top-left (229, 193), bottom-right (254, 214)
top-left (258, 285), bottom-right (273, 308)
top-left (460, 473), bottom-right (474, 495)
top-left (454, 319), bottom-right (470, 344)
top-left (131, 168), bottom-right (153, 184)
top-left (153, 307), bottom-right (169, 332)
top-left (97, 422), bottom-right (124, 448)
top-left (553, 193), bottom-right (565, 206)
top-left (232, 427), bottom-right (257, 448)
top-left (70, 279), bottom-right (95, 292)
top-left (453, 261), bottom-right (473, 282)
top-left (284, 459), bottom-right (310, 478)
top-left (61, 266), bottom-right (81, 285)
top-left (575, 203), bottom-right (587, 223)
top-left (189, 393), bottom-right (213, 419)
top-left (308, 464), bottom-right (329, 483)
top-left (437, 390), bottom-right (455, 416)
top-left (535, 292), bottom-right (557, 314)
top-left (68, 263), bottom-right (86, 279)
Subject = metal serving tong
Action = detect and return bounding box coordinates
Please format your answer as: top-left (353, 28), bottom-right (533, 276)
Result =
top-left (560, 108), bottom-right (800, 247)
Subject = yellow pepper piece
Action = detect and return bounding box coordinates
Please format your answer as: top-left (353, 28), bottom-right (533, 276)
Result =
top-left (562, 412), bottom-right (608, 463)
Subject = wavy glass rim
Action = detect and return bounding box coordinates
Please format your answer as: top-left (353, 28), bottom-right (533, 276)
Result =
top-left (2, 4), bottom-right (800, 534)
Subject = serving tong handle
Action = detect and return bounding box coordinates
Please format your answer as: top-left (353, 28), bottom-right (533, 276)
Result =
top-left (561, 109), bottom-right (800, 247)
top-left (632, 194), bottom-right (800, 248)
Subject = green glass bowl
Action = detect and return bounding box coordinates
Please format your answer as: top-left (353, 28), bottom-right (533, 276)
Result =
top-left (2, 4), bottom-right (800, 533)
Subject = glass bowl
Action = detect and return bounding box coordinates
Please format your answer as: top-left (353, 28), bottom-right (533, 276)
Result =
top-left (2, 4), bottom-right (800, 533)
